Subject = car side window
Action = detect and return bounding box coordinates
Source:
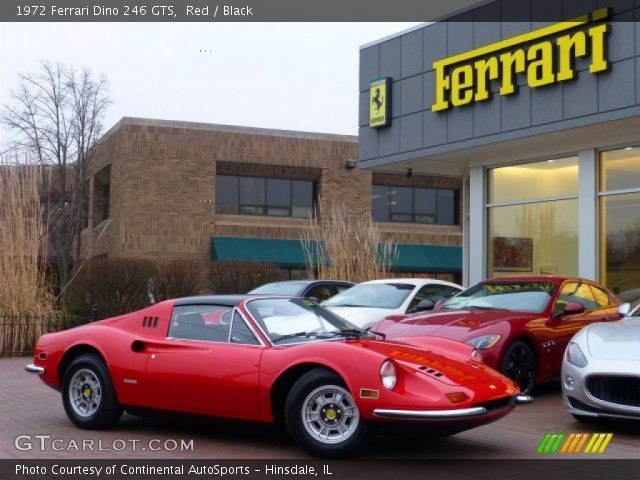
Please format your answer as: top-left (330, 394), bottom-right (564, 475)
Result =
top-left (408, 284), bottom-right (458, 312)
top-left (306, 284), bottom-right (333, 302)
top-left (333, 284), bottom-right (352, 295)
top-left (169, 305), bottom-right (232, 342)
top-left (229, 310), bottom-right (260, 345)
top-left (553, 282), bottom-right (598, 315)
top-left (589, 285), bottom-right (611, 308)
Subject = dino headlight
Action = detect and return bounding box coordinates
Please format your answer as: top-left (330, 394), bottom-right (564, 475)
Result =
top-left (566, 342), bottom-right (588, 368)
top-left (380, 360), bottom-right (397, 390)
top-left (465, 334), bottom-right (502, 350)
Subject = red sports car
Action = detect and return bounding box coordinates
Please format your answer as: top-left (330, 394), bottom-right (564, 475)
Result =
top-left (371, 277), bottom-right (622, 394)
top-left (26, 295), bottom-right (531, 458)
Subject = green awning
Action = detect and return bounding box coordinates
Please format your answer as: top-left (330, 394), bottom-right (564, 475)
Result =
top-left (211, 236), bottom-right (462, 273)
top-left (211, 236), bottom-right (314, 269)
top-left (394, 243), bottom-right (462, 273)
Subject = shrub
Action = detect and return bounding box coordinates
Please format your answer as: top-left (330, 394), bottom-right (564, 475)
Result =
top-left (153, 261), bottom-right (205, 301)
top-left (68, 258), bottom-right (207, 317)
top-left (210, 261), bottom-right (287, 294)
top-left (67, 257), bottom-right (157, 317)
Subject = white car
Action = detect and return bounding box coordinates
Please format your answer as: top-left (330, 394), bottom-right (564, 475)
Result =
top-left (322, 278), bottom-right (463, 330)
top-left (562, 303), bottom-right (640, 422)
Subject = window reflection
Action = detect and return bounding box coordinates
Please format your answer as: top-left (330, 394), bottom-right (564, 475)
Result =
top-left (600, 146), bottom-right (640, 305)
top-left (488, 156), bottom-right (578, 204)
top-left (600, 147), bottom-right (640, 192)
top-left (215, 175), bottom-right (314, 218)
top-left (488, 199), bottom-right (578, 278)
top-left (371, 184), bottom-right (459, 225)
top-left (600, 192), bottom-right (640, 304)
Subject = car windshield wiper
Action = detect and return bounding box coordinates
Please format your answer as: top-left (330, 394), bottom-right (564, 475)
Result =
top-left (271, 331), bottom-right (325, 342)
top-left (326, 303), bottom-right (366, 308)
top-left (272, 328), bottom-right (367, 343)
top-left (466, 305), bottom-right (511, 311)
top-left (321, 328), bottom-right (368, 339)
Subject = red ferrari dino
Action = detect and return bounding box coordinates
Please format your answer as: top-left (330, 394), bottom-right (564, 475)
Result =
top-left (26, 295), bottom-right (531, 458)
top-left (371, 277), bottom-right (622, 394)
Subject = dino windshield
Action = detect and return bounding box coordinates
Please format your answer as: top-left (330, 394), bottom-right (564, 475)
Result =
top-left (246, 298), bottom-right (366, 344)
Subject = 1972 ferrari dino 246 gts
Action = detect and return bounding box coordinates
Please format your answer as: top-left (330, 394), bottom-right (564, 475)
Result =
top-left (26, 295), bottom-right (532, 457)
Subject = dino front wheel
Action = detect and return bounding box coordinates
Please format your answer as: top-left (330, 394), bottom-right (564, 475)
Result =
top-left (284, 368), bottom-right (372, 458)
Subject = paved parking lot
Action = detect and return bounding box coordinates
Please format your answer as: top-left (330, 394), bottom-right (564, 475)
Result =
top-left (1, 357), bottom-right (638, 459)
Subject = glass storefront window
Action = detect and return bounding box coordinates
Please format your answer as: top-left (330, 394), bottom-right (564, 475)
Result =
top-left (488, 199), bottom-right (579, 278)
top-left (600, 147), bottom-right (640, 192)
top-left (599, 146), bottom-right (640, 305)
top-left (488, 156), bottom-right (578, 204)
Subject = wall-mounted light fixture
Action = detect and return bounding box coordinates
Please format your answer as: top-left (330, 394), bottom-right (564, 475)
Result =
top-left (406, 168), bottom-right (413, 178)
top-left (345, 158), bottom-right (357, 169)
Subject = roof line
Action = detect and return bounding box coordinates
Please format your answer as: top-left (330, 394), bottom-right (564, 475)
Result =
top-left (98, 116), bottom-right (358, 144)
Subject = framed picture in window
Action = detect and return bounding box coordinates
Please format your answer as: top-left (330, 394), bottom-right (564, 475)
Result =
top-left (492, 237), bottom-right (533, 272)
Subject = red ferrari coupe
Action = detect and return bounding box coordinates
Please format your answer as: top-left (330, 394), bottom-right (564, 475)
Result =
top-left (372, 277), bottom-right (622, 394)
top-left (26, 296), bottom-right (531, 458)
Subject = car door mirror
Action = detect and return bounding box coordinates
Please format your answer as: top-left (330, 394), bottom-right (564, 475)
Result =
top-left (308, 296), bottom-right (319, 303)
top-left (563, 301), bottom-right (585, 316)
top-left (414, 299), bottom-right (435, 312)
top-left (617, 303), bottom-right (631, 316)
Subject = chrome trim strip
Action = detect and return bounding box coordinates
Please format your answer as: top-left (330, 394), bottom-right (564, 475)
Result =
top-left (373, 406), bottom-right (487, 420)
top-left (515, 394), bottom-right (534, 405)
top-left (567, 407), bottom-right (640, 421)
top-left (25, 364), bottom-right (45, 376)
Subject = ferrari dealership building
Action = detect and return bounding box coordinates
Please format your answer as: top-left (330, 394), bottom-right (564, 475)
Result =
top-left (359, 2), bottom-right (640, 302)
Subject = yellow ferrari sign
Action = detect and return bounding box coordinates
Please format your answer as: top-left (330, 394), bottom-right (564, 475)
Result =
top-left (369, 77), bottom-right (391, 128)
top-left (432, 7), bottom-right (610, 112)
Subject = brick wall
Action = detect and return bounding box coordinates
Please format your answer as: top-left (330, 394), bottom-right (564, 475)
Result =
top-left (81, 118), bottom-right (463, 266)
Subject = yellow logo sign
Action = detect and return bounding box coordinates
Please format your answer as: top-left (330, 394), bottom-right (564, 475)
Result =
top-left (370, 77), bottom-right (391, 127)
top-left (432, 7), bottom-right (610, 112)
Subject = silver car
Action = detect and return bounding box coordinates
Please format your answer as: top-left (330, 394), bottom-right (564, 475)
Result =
top-left (562, 303), bottom-right (640, 422)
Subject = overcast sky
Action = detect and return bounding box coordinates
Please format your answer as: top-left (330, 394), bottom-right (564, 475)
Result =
top-left (0, 22), bottom-right (420, 143)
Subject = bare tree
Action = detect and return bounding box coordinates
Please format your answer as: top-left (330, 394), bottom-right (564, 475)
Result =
top-left (67, 67), bottom-right (110, 262)
top-left (1, 61), bottom-right (110, 293)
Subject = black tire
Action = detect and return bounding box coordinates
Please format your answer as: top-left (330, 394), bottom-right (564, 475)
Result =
top-left (500, 340), bottom-right (537, 395)
top-left (62, 353), bottom-right (122, 429)
top-left (284, 368), bottom-right (372, 458)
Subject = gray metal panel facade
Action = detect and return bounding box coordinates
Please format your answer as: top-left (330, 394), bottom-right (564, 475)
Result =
top-left (358, 1), bottom-right (640, 165)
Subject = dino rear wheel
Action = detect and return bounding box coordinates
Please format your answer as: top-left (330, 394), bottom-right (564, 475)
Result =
top-left (62, 353), bottom-right (122, 429)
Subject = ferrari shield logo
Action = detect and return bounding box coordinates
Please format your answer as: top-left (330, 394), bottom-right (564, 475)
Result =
top-left (369, 77), bottom-right (391, 128)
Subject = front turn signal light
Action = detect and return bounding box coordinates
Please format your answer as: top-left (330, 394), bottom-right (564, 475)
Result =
top-left (445, 392), bottom-right (469, 404)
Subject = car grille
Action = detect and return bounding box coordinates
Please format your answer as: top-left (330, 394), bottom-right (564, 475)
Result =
top-left (586, 375), bottom-right (640, 408)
